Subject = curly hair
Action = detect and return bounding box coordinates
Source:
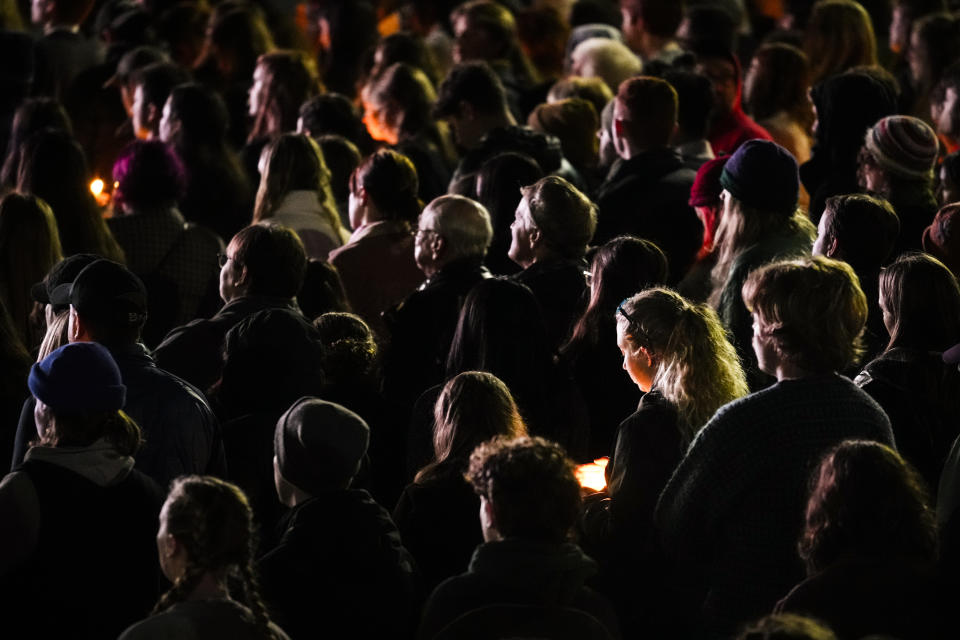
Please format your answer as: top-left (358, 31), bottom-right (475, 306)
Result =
top-left (466, 435), bottom-right (580, 543)
top-left (742, 256), bottom-right (868, 373)
top-left (617, 288), bottom-right (748, 443)
top-left (798, 440), bottom-right (938, 575)
top-left (153, 476), bottom-right (282, 639)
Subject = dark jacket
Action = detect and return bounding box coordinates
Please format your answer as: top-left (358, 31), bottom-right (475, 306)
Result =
top-left (855, 348), bottom-right (960, 495)
top-left (11, 343), bottom-right (225, 486)
top-left (419, 539), bottom-right (620, 640)
top-left (154, 295), bottom-right (301, 393)
top-left (888, 184), bottom-right (939, 258)
top-left (393, 460), bottom-right (483, 594)
top-left (383, 258), bottom-right (491, 411)
top-left (593, 148), bottom-right (702, 284)
top-left (258, 490), bottom-right (419, 640)
top-left (511, 258), bottom-right (589, 351)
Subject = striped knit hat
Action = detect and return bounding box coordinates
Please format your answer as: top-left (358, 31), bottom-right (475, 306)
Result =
top-left (864, 115), bottom-right (938, 181)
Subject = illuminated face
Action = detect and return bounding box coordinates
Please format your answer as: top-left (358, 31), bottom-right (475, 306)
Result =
top-left (616, 321), bottom-right (655, 392)
top-left (752, 313), bottom-right (778, 376)
top-left (362, 99), bottom-right (398, 145)
top-left (507, 197), bottom-right (536, 267)
top-left (158, 97), bottom-right (176, 143)
top-left (414, 210), bottom-right (443, 277)
top-left (696, 58), bottom-right (738, 113)
top-left (249, 64), bottom-right (268, 118)
top-left (219, 240), bottom-right (244, 302)
top-left (812, 208), bottom-right (832, 257)
top-left (935, 87), bottom-right (960, 139)
top-left (131, 84), bottom-right (150, 140)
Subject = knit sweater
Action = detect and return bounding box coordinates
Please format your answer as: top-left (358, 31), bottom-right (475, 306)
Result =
top-left (654, 374), bottom-right (894, 637)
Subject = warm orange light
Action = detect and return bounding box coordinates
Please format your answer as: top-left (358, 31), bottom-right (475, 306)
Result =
top-left (576, 457), bottom-right (609, 492)
top-left (90, 178), bottom-right (111, 207)
top-left (90, 178), bottom-right (104, 196)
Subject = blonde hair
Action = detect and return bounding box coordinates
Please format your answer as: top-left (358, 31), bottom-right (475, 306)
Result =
top-left (617, 288), bottom-right (748, 443)
top-left (709, 195), bottom-right (816, 308)
top-left (253, 133), bottom-right (342, 238)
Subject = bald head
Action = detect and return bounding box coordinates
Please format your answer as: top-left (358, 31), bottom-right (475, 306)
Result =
top-left (415, 195), bottom-right (493, 276)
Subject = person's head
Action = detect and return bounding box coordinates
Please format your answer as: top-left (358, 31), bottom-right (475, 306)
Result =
top-left (196, 5), bottom-right (274, 82)
top-left (509, 175), bottom-right (597, 267)
top-left (813, 194), bottom-right (900, 272)
top-left (349, 148), bottom-right (421, 229)
top-left (420, 371), bottom-right (526, 481)
top-left (28, 341), bottom-right (141, 454)
top-left (15, 128), bottom-right (92, 216)
top-left (695, 50), bottom-right (740, 115)
top-left (361, 62), bottom-right (437, 145)
top-left (414, 195), bottom-right (493, 277)
top-left (688, 156), bottom-right (729, 254)
top-left (310, 0), bottom-right (379, 98)
top-left (661, 68), bottom-right (715, 145)
top-left (613, 75), bottom-right (678, 156)
top-left (159, 83), bottom-right (230, 150)
top-left (526, 98), bottom-right (599, 173)
top-left (130, 62), bottom-right (190, 140)
top-left (677, 4), bottom-right (738, 55)
top-left (804, 0), bottom-right (878, 84)
top-left (743, 256), bottom-right (868, 376)
top-left (1, 97), bottom-right (71, 189)
top-left (744, 43), bottom-right (812, 124)
top-left (253, 133), bottom-right (338, 233)
top-left (719, 139), bottom-right (800, 221)
top-left (154, 476), bottom-right (279, 638)
top-left (619, 0), bottom-right (685, 57)
top-left (474, 152), bottom-right (544, 272)
top-left (584, 236), bottom-right (668, 323)
top-left (369, 30), bottom-right (440, 86)
top-left (858, 115), bottom-right (939, 195)
top-left (0, 192), bottom-right (62, 344)
top-left (297, 93), bottom-right (370, 151)
top-left (111, 139), bottom-right (186, 213)
top-left (451, 0), bottom-right (519, 65)
top-left (598, 99), bottom-right (618, 169)
top-left (939, 150), bottom-right (960, 205)
top-left (220, 225), bottom-right (307, 302)
top-left (297, 260), bottom-right (350, 321)
top-left (434, 61), bottom-right (512, 149)
top-left (809, 68), bottom-right (898, 155)
top-left (568, 37), bottom-right (643, 96)
top-left (879, 252), bottom-right (960, 352)
top-left (317, 134), bottom-right (361, 211)
top-left (907, 12), bottom-right (960, 93)
top-left (47, 259), bottom-right (147, 349)
top-left (798, 440), bottom-right (938, 575)
top-left (547, 76), bottom-right (613, 120)
top-left (925, 203), bottom-right (960, 277)
top-left (313, 311), bottom-right (378, 386)
top-left (736, 613), bottom-right (838, 640)
top-left (273, 397), bottom-right (369, 500)
top-left (931, 62), bottom-right (960, 144)
top-left (890, 0), bottom-right (947, 55)
top-left (615, 288), bottom-right (747, 439)
top-left (248, 50), bottom-right (321, 141)
top-left (467, 435), bottom-right (580, 543)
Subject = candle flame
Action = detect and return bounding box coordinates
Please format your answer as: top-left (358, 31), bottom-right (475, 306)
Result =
top-left (575, 457), bottom-right (609, 492)
top-left (90, 179), bottom-right (104, 196)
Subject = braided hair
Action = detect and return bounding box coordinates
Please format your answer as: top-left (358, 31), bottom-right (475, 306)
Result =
top-left (153, 476), bottom-right (281, 640)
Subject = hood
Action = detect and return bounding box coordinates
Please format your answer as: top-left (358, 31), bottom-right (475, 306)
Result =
top-left (469, 539), bottom-right (597, 602)
top-left (811, 70), bottom-right (898, 158)
top-left (24, 438), bottom-right (135, 487)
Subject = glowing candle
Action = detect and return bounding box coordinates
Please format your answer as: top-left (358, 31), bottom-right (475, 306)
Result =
top-left (575, 457), bottom-right (609, 492)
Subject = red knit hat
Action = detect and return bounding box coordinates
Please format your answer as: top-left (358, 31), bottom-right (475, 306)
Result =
top-left (923, 203), bottom-right (960, 276)
top-left (689, 155), bottom-right (729, 207)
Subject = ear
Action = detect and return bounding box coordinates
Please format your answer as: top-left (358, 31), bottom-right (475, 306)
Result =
top-left (160, 532), bottom-right (179, 559)
top-left (528, 226), bottom-right (543, 250)
top-left (638, 344), bottom-right (654, 367)
top-left (356, 185), bottom-right (369, 206)
top-left (827, 236), bottom-right (840, 258)
top-left (69, 306), bottom-right (90, 343)
top-left (430, 234), bottom-right (445, 261)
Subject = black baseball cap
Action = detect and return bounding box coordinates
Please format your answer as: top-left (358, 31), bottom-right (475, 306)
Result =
top-left (49, 259), bottom-right (148, 328)
top-left (31, 254), bottom-right (101, 311)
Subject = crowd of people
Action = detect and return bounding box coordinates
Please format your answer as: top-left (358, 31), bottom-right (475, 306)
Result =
top-left (3, 0), bottom-right (960, 638)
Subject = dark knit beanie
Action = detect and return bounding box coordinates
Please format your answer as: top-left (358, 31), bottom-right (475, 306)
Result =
top-left (689, 156), bottom-right (729, 207)
top-left (274, 397), bottom-right (370, 493)
top-left (864, 115), bottom-right (938, 181)
top-left (28, 342), bottom-right (126, 413)
top-left (719, 139), bottom-right (799, 214)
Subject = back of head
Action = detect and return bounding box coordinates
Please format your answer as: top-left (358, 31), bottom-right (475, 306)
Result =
top-left (681, 4), bottom-right (738, 54)
top-left (166, 83), bottom-right (230, 150)
top-left (314, 311), bottom-right (378, 386)
top-left (133, 61), bottom-right (190, 112)
top-left (743, 255), bottom-right (868, 373)
top-left (546, 76), bottom-right (613, 120)
top-left (570, 37), bottom-right (643, 95)
top-left (527, 98), bottom-right (599, 172)
top-left (371, 31), bottom-right (440, 86)
top-left (660, 68), bottom-right (714, 142)
top-left (804, 0), bottom-right (878, 83)
top-left (811, 69), bottom-right (898, 152)
top-left (863, 115), bottom-right (938, 186)
top-left (923, 203), bottom-right (960, 276)
top-left (621, 0), bottom-right (684, 38)
top-left (364, 62), bottom-right (436, 138)
top-left (16, 128), bottom-right (89, 208)
top-left (466, 435), bottom-right (581, 543)
top-left (426, 370), bottom-right (526, 476)
top-left (744, 43), bottom-right (811, 122)
top-left (112, 139), bottom-right (186, 210)
top-left (821, 194), bottom-right (899, 271)
top-left (298, 93), bottom-right (368, 147)
top-left (799, 440), bottom-right (938, 574)
top-left (354, 148), bottom-right (422, 224)
top-left (203, 5), bottom-right (275, 80)
top-left (252, 50), bottom-right (320, 137)
top-left (521, 175), bottom-right (597, 259)
top-left (274, 397), bottom-right (369, 492)
top-left (452, 0), bottom-right (518, 61)
top-left (616, 75), bottom-right (677, 149)
top-left (475, 151), bottom-right (544, 226)
top-left (720, 139), bottom-right (801, 216)
top-left (424, 194), bottom-right (493, 261)
top-left (2, 97), bottom-right (72, 187)
top-left (228, 224), bottom-right (307, 298)
top-left (879, 252), bottom-right (960, 351)
top-left (317, 134), bottom-right (361, 207)
top-left (297, 259), bottom-right (350, 321)
top-left (434, 61), bottom-right (508, 119)
top-left (736, 613), bottom-right (839, 640)
top-left (254, 133), bottom-right (332, 223)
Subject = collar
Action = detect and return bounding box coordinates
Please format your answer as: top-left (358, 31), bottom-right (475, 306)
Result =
top-left (347, 219), bottom-right (411, 244)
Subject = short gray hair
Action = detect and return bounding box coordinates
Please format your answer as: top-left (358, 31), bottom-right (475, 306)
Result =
top-left (423, 195), bottom-right (493, 259)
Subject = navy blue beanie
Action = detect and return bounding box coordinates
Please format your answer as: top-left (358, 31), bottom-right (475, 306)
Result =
top-left (719, 139), bottom-right (799, 215)
top-left (28, 343), bottom-right (126, 413)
